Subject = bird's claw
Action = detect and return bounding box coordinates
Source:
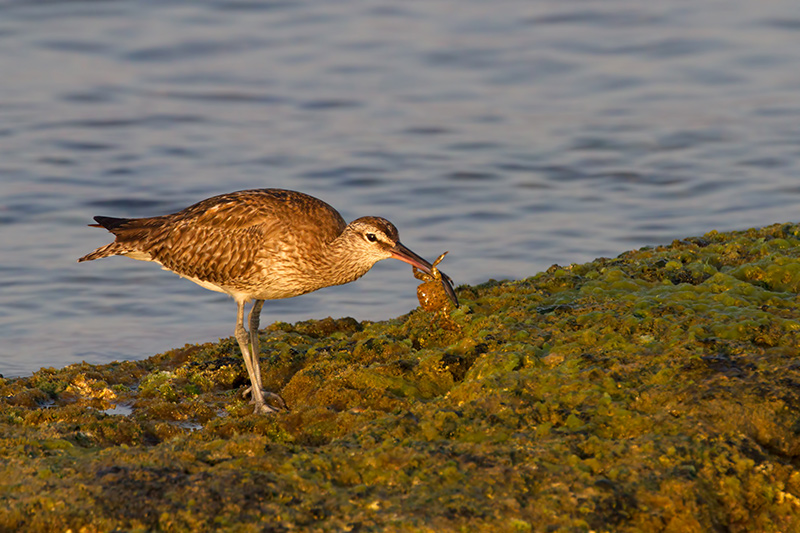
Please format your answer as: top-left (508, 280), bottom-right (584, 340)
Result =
top-left (242, 386), bottom-right (289, 413)
top-left (253, 402), bottom-right (281, 414)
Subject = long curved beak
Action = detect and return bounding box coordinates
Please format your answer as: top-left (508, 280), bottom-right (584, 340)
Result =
top-left (390, 242), bottom-right (459, 307)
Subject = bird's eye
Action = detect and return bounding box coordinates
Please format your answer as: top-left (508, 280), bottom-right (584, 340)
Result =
top-left (366, 233), bottom-right (378, 243)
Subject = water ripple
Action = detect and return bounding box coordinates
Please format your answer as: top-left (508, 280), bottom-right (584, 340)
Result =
top-left (444, 171), bottom-right (500, 182)
top-left (125, 38), bottom-right (269, 62)
top-left (301, 166), bottom-right (387, 180)
top-left (2, 0), bottom-right (800, 376)
top-left (159, 91), bottom-right (288, 105)
top-left (83, 198), bottom-right (172, 212)
top-left (300, 99), bottom-right (361, 110)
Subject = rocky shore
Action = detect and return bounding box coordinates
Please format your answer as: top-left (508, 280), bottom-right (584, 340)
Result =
top-left (3, 223), bottom-right (800, 532)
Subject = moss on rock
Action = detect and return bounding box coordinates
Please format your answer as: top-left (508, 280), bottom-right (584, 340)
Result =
top-left (3, 224), bottom-right (800, 531)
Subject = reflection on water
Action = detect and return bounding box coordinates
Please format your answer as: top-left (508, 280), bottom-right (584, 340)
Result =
top-left (1, 0), bottom-right (800, 375)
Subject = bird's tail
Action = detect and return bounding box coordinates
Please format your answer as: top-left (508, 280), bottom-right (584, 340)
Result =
top-left (78, 242), bottom-right (131, 262)
top-left (78, 216), bottom-right (136, 262)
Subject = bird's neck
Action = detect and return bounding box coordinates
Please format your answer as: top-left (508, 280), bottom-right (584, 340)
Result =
top-left (309, 233), bottom-right (376, 288)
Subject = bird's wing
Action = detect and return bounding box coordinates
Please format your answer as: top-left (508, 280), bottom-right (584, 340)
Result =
top-left (84, 189), bottom-right (349, 287)
top-left (147, 194), bottom-right (283, 284)
top-left (148, 190), bottom-right (347, 285)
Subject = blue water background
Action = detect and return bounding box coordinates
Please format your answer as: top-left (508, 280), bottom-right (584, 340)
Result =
top-left (2, 0), bottom-right (800, 375)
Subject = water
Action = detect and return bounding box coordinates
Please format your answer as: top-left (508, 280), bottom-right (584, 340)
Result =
top-left (2, 0), bottom-right (800, 377)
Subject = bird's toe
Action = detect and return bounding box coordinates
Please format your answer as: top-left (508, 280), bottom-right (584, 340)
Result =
top-left (244, 387), bottom-right (289, 413)
top-left (263, 391), bottom-right (289, 412)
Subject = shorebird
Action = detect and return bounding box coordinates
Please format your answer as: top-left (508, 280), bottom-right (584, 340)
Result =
top-left (79, 188), bottom-right (458, 414)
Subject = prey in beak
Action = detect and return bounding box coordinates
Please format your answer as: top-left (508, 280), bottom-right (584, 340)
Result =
top-left (389, 242), bottom-right (459, 308)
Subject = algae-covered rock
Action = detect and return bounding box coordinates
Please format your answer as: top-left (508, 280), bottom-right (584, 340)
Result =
top-left (3, 224), bottom-right (800, 531)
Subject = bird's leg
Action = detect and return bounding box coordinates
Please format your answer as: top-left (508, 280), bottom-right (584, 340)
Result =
top-left (235, 300), bottom-right (280, 414)
top-left (248, 301), bottom-right (288, 410)
top-left (239, 300), bottom-right (288, 413)
top-left (248, 299), bottom-right (265, 393)
top-left (235, 301), bottom-right (263, 408)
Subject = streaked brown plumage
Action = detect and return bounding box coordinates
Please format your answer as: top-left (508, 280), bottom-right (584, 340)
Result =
top-left (79, 188), bottom-right (458, 414)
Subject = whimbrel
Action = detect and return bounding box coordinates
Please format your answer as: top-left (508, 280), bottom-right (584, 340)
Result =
top-left (78, 188), bottom-right (458, 414)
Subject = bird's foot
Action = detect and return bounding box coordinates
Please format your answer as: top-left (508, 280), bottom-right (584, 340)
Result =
top-left (242, 387), bottom-right (289, 413)
top-left (253, 401), bottom-right (281, 414)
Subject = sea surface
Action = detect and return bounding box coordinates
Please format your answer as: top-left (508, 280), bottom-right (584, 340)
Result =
top-left (2, 0), bottom-right (800, 376)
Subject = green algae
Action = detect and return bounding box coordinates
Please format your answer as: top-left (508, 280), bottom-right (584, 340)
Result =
top-left (3, 224), bottom-right (800, 531)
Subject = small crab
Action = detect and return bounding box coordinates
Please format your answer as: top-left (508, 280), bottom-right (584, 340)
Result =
top-left (413, 251), bottom-right (458, 315)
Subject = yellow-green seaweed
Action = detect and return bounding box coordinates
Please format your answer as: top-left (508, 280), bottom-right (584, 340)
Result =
top-left (2, 224), bottom-right (800, 531)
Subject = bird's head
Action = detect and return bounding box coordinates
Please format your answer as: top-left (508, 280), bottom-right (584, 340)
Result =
top-left (343, 216), bottom-right (458, 307)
